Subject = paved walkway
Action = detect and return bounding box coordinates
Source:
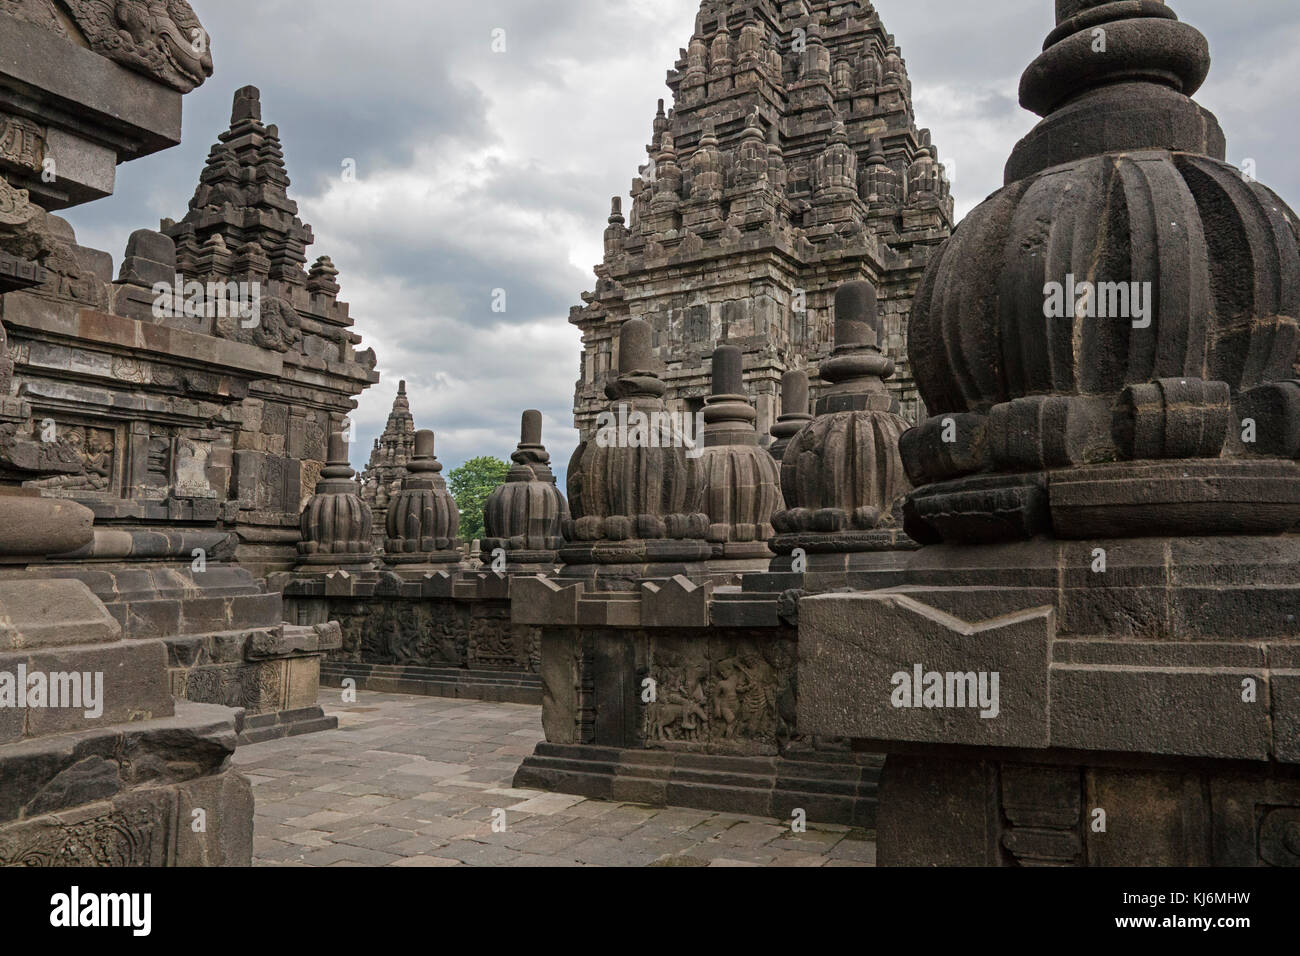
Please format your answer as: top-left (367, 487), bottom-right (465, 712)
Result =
top-left (232, 691), bottom-right (877, 867)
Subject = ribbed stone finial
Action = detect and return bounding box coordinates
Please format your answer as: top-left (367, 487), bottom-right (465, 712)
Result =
top-left (834, 281), bottom-right (878, 351)
top-left (711, 345), bottom-right (744, 396)
top-left (521, 409), bottom-right (543, 446)
top-left (297, 426), bottom-right (375, 569)
top-left (782, 369), bottom-right (809, 415)
top-left (482, 410), bottom-right (569, 570)
top-left (903, 0), bottom-right (1300, 545)
top-left (772, 280), bottom-right (911, 549)
top-left (384, 427), bottom-right (461, 567)
top-left (619, 318), bottom-right (655, 374)
top-left (700, 345), bottom-right (782, 562)
top-left (563, 317), bottom-right (710, 584)
top-left (770, 369), bottom-right (814, 462)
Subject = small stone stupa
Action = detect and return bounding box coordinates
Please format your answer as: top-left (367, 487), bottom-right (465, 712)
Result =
top-left (481, 411), bottom-right (569, 573)
top-left (296, 430), bottom-right (377, 571)
top-left (560, 318), bottom-right (710, 589)
top-left (384, 429), bottom-right (463, 572)
top-left (770, 281), bottom-right (915, 584)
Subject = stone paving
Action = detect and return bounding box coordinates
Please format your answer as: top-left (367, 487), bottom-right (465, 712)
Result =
top-left (232, 691), bottom-right (877, 867)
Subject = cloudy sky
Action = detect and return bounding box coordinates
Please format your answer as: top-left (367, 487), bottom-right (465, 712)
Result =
top-left (63, 0), bottom-right (1300, 483)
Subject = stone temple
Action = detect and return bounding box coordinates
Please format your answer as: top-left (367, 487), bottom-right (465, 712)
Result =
top-left (1, 0), bottom-right (1299, 872)
top-left (360, 380), bottom-right (417, 549)
top-left (570, 0), bottom-right (954, 441)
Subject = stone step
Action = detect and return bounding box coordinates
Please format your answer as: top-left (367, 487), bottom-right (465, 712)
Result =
top-left (236, 705), bottom-right (338, 745)
top-left (513, 742), bottom-right (880, 827)
top-left (321, 662), bottom-right (542, 705)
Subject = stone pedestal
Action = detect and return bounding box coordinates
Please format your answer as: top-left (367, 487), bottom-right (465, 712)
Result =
top-left (282, 569), bottom-right (543, 704)
top-left (19, 526), bottom-right (341, 743)
top-left (800, 534), bottom-right (1300, 865)
top-left (509, 574), bottom-right (881, 825)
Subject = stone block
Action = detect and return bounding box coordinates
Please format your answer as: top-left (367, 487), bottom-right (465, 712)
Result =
top-left (512, 575), bottom-right (582, 626)
top-left (1050, 663), bottom-right (1272, 760)
top-left (172, 769), bottom-right (254, 867)
top-left (640, 575), bottom-right (711, 627)
top-left (1084, 768), bottom-right (1211, 867)
top-left (877, 756), bottom-right (997, 866)
top-left (19, 639), bottom-right (174, 737)
top-left (539, 629), bottom-right (580, 745)
top-left (0, 579), bottom-right (120, 649)
top-left (799, 590), bottom-right (1053, 748)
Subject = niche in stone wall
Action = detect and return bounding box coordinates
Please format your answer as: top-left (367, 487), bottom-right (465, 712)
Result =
top-left (172, 437), bottom-right (219, 500)
top-left (21, 420), bottom-right (119, 496)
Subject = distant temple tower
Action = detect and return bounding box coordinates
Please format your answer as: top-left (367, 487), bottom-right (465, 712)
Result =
top-left (570, 0), bottom-right (953, 440)
top-left (360, 380), bottom-right (417, 518)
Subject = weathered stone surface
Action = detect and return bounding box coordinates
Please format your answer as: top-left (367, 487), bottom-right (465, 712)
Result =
top-left (800, 591), bottom-right (1053, 749)
top-left (0, 578), bottom-right (117, 649)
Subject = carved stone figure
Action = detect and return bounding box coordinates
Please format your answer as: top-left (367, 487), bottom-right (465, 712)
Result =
top-left (649, 654), bottom-right (709, 742)
top-left (56, 0), bottom-right (214, 92)
top-left (26, 427), bottom-right (114, 491)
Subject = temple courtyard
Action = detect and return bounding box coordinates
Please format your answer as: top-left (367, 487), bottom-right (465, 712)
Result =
top-left (233, 692), bottom-right (877, 868)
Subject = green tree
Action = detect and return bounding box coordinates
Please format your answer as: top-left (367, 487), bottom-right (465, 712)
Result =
top-left (448, 456), bottom-right (509, 542)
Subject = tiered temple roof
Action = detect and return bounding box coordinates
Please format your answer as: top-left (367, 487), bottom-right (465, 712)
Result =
top-left (571, 0), bottom-right (953, 440)
top-left (361, 380), bottom-right (417, 510)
